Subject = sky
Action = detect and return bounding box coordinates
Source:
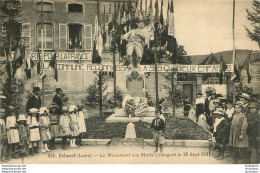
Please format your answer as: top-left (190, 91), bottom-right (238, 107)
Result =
top-left (146, 0), bottom-right (259, 55)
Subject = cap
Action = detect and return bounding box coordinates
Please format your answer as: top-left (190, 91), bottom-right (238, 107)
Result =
top-left (56, 88), bottom-right (63, 93)
top-left (213, 108), bottom-right (224, 116)
top-left (240, 93), bottom-right (250, 100)
top-left (17, 114), bottom-right (27, 121)
top-left (33, 87), bottom-right (41, 93)
top-left (62, 106), bottom-right (68, 112)
top-left (50, 102), bottom-right (59, 108)
top-left (235, 101), bottom-right (244, 108)
top-left (39, 107), bottom-right (48, 115)
top-left (249, 102), bottom-right (259, 109)
top-left (29, 108), bottom-right (39, 114)
top-left (213, 99), bottom-right (221, 104)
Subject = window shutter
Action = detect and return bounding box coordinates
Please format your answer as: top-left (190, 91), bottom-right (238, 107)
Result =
top-left (84, 24), bottom-right (92, 50)
top-left (59, 24), bottom-right (67, 50)
top-left (22, 23), bottom-right (31, 49)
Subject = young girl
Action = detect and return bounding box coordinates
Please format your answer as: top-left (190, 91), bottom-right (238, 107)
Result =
top-left (59, 106), bottom-right (71, 150)
top-left (69, 105), bottom-right (79, 148)
top-left (229, 101), bottom-right (248, 164)
top-left (213, 108), bottom-right (230, 160)
top-left (39, 107), bottom-right (51, 153)
top-left (17, 114), bottom-right (29, 158)
top-left (76, 104), bottom-right (86, 146)
top-left (225, 99), bottom-right (234, 123)
top-left (49, 103), bottom-right (60, 150)
top-left (0, 109), bottom-right (8, 162)
top-left (27, 108), bottom-right (41, 155)
top-left (6, 106), bottom-right (20, 159)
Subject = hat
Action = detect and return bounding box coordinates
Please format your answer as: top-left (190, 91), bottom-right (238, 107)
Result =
top-left (29, 108), bottom-right (39, 114)
top-left (69, 105), bottom-right (76, 112)
top-left (33, 87), bottom-right (41, 93)
top-left (196, 92), bottom-right (203, 95)
top-left (235, 101), bottom-right (244, 108)
top-left (239, 93), bottom-right (250, 100)
top-left (213, 99), bottom-right (221, 104)
top-left (17, 114), bottom-right (27, 121)
top-left (249, 102), bottom-right (259, 109)
top-left (221, 99), bottom-right (227, 103)
top-left (213, 108), bottom-right (224, 116)
top-left (0, 109), bottom-right (5, 117)
top-left (62, 106), bottom-right (68, 112)
top-left (8, 106), bottom-right (15, 112)
top-left (50, 102), bottom-right (58, 108)
top-left (56, 88), bottom-right (63, 93)
top-left (39, 107), bottom-right (48, 115)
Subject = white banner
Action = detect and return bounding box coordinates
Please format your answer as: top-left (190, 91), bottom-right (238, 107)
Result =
top-left (43, 63), bottom-right (233, 73)
top-left (168, 12), bottom-right (175, 37)
top-left (29, 51), bottom-right (92, 61)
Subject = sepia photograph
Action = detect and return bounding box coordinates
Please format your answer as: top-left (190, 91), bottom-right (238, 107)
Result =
top-left (0, 0), bottom-right (259, 166)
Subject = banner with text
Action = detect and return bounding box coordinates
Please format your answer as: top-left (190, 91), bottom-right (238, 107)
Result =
top-left (43, 63), bottom-right (233, 73)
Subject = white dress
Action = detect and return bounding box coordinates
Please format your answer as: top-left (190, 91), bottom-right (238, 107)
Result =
top-left (78, 111), bottom-right (86, 133)
top-left (27, 116), bottom-right (40, 142)
top-left (6, 116), bottom-right (20, 144)
top-left (198, 114), bottom-right (209, 130)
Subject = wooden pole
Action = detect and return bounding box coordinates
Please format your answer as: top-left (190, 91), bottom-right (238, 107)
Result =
top-left (41, 0), bottom-right (45, 105)
top-left (232, 0), bottom-right (236, 102)
top-left (113, 1), bottom-right (117, 109)
top-left (171, 70), bottom-right (175, 117)
top-left (154, 50), bottom-right (159, 112)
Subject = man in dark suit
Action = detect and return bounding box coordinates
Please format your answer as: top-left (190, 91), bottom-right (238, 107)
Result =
top-left (151, 112), bottom-right (166, 153)
top-left (52, 88), bottom-right (64, 114)
top-left (26, 87), bottom-right (42, 113)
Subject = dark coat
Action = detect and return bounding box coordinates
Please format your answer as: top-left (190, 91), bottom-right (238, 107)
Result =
top-left (52, 94), bottom-right (62, 113)
top-left (247, 113), bottom-right (260, 149)
top-left (213, 118), bottom-right (230, 144)
top-left (151, 118), bottom-right (166, 133)
top-left (26, 95), bottom-right (41, 113)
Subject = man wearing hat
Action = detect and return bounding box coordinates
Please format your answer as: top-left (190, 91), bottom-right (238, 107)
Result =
top-left (52, 88), bottom-right (64, 114)
top-left (26, 87), bottom-right (42, 113)
top-left (195, 92), bottom-right (205, 122)
top-left (239, 93), bottom-right (250, 113)
top-left (246, 102), bottom-right (259, 163)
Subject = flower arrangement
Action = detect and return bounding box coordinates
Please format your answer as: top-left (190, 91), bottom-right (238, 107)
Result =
top-left (125, 99), bottom-right (136, 116)
top-left (123, 96), bottom-right (149, 117)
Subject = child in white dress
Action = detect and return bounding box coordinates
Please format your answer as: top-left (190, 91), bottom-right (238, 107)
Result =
top-left (39, 107), bottom-right (51, 153)
top-left (69, 105), bottom-right (79, 148)
top-left (76, 104), bottom-right (86, 146)
top-left (27, 108), bottom-right (40, 155)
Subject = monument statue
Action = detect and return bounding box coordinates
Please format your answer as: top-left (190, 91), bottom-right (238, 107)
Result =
top-left (122, 20), bottom-right (154, 69)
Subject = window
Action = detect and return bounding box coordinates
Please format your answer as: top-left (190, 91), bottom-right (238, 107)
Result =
top-left (37, 23), bottom-right (54, 50)
top-left (36, 2), bottom-right (53, 12)
top-left (68, 24), bottom-right (83, 49)
top-left (68, 3), bottom-right (83, 13)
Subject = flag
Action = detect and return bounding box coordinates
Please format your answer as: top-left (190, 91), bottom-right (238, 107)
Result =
top-left (219, 54), bottom-right (228, 85)
top-left (24, 58), bottom-right (34, 80)
top-left (241, 51), bottom-right (252, 84)
top-left (148, 0), bottom-right (153, 22)
top-left (36, 48), bottom-right (41, 75)
top-left (160, 0), bottom-right (164, 26)
top-left (167, 0), bottom-right (170, 24)
top-left (49, 53), bottom-right (58, 82)
top-left (92, 15), bottom-right (103, 63)
top-left (145, 0), bottom-right (147, 17)
top-left (170, 0), bottom-right (174, 12)
top-left (168, 37), bottom-right (177, 64)
top-left (108, 4), bottom-right (113, 33)
top-left (154, 0), bottom-right (159, 19)
top-left (13, 46), bottom-right (25, 78)
top-left (231, 51), bottom-right (240, 81)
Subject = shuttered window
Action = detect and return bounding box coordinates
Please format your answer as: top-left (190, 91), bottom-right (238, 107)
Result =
top-left (84, 24), bottom-right (92, 50)
top-left (22, 23), bottom-right (31, 49)
top-left (59, 24), bottom-right (67, 50)
top-left (37, 24), bottom-right (54, 50)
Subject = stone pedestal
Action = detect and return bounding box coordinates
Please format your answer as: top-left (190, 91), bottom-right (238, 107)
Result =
top-left (125, 122), bottom-right (137, 139)
top-left (126, 70), bottom-right (144, 97)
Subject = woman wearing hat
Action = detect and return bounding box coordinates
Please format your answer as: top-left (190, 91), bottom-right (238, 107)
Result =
top-left (229, 101), bottom-right (249, 164)
top-left (246, 102), bottom-right (259, 163)
top-left (49, 103), bottom-right (60, 150)
top-left (6, 106), bottom-right (20, 159)
top-left (27, 108), bottom-right (41, 155)
top-left (195, 92), bottom-right (205, 122)
top-left (213, 108), bottom-right (230, 160)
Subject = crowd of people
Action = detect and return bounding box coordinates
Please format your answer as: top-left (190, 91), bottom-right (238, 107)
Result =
top-left (187, 90), bottom-right (259, 164)
top-left (0, 87), bottom-right (87, 162)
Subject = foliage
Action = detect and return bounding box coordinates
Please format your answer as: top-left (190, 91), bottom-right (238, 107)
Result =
top-left (162, 72), bottom-right (184, 107)
top-left (245, 0), bottom-right (260, 48)
top-left (105, 86), bottom-right (125, 108)
top-left (124, 99), bottom-right (135, 116)
top-left (84, 73), bottom-right (110, 107)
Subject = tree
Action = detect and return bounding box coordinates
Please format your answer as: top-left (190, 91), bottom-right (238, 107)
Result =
top-left (245, 0), bottom-right (260, 48)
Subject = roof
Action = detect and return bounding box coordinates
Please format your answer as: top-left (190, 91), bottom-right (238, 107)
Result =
top-left (191, 49), bottom-right (260, 66)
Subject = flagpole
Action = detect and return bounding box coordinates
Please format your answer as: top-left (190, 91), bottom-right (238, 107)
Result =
top-left (232, 0), bottom-right (236, 102)
top-left (41, 0), bottom-right (45, 105)
top-left (113, 1), bottom-right (117, 109)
